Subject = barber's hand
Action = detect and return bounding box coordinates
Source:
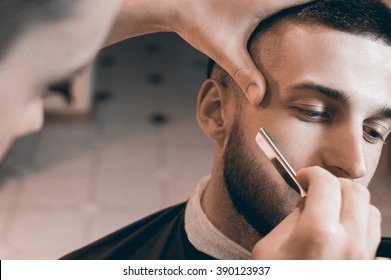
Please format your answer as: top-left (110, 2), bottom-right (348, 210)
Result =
top-left (169, 0), bottom-right (314, 105)
top-left (106, 0), bottom-right (314, 105)
top-left (251, 166), bottom-right (381, 259)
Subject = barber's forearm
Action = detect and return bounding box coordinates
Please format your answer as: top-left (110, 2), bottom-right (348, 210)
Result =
top-left (103, 0), bottom-right (179, 47)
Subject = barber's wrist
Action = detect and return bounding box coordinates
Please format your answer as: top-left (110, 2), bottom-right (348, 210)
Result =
top-left (104, 0), bottom-right (178, 46)
top-left (143, 0), bottom-right (185, 34)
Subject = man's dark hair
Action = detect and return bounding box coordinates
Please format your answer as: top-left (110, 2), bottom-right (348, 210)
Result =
top-left (0, 0), bottom-right (78, 60)
top-left (207, 0), bottom-right (391, 79)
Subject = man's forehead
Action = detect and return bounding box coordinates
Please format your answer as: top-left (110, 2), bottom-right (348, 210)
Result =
top-left (253, 19), bottom-right (391, 67)
top-left (254, 21), bottom-right (391, 111)
top-left (256, 20), bottom-right (391, 72)
top-left (250, 20), bottom-right (328, 71)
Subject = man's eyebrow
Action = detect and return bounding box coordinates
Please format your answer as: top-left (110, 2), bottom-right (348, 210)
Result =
top-left (288, 82), bottom-right (391, 120)
top-left (288, 82), bottom-right (350, 104)
top-left (377, 106), bottom-right (391, 119)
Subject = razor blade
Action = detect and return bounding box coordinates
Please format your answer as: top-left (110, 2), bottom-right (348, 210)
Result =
top-left (255, 128), bottom-right (307, 197)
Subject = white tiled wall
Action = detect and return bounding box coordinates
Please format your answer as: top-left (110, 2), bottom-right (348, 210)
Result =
top-left (0, 33), bottom-right (389, 259)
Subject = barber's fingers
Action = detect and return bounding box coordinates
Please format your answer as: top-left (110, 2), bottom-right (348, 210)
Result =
top-left (332, 178), bottom-right (381, 258)
top-left (339, 179), bottom-right (370, 240)
top-left (216, 0), bottom-right (315, 105)
top-left (339, 179), bottom-right (381, 258)
top-left (297, 167), bottom-right (381, 259)
top-left (367, 205), bottom-right (382, 258)
top-left (219, 50), bottom-right (267, 105)
top-left (297, 166), bottom-right (342, 225)
top-left (253, 165), bottom-right (380, 259)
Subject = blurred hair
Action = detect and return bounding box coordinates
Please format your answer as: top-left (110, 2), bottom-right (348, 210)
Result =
top-left (0, 0), bottom-right (78, 60)
top-left (207, 0), bottom-right (391, 82)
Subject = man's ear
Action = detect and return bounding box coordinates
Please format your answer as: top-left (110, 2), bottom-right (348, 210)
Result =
top-left (197, 79), bottom-right (230, 147)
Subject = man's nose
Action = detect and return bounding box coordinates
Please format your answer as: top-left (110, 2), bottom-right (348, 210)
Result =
top-left (321, 128), bottom-right (367, 179)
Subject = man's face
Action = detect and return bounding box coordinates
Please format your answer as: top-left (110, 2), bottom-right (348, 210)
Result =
top-left (0, 0), bottom-right (121, 160)
top-left (223, 23), bottom-right (391, 236)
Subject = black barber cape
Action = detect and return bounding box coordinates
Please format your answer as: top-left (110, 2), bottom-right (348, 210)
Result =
top-left (61, 202), bottom-right (214, 260)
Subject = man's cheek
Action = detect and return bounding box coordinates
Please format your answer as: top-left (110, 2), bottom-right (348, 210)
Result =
top-left (363, 160), bottom-right (382, 187)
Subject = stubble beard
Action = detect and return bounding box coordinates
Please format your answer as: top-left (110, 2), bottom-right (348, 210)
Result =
top-left (223, 120), bottom-right (298, 237)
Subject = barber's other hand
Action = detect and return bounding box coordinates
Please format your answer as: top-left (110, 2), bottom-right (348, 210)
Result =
top-left (251, 166), bottom-right (381, 259)
top-left (106, 0), bottom-right (314, 104)
top-left (169, 0), bottom-right (314, 105)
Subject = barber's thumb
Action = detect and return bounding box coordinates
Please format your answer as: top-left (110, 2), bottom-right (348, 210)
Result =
top-left (251, 207), bottom-right (302, 259)
top-left (266, 207), bottom-right (301, 241)
top-left (227, 51), bottom-right (266, 105)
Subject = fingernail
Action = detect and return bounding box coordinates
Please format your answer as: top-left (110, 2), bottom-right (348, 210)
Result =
top-left (247, 85), bottom-right (261, 104)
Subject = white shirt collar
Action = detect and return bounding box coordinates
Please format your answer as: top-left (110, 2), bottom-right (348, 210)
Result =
top-left (184, 175), bottom-right (251, 260)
